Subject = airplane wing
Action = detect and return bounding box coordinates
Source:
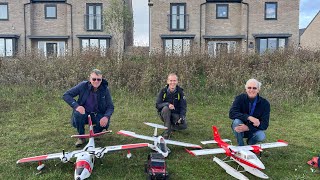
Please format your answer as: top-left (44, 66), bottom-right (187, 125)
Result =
top-left (16, 150), bottom-right (83, 164)
top-left (117, 130), bottom-right (157, 142)
top-left (165, 139), bottom-right (202, 148)
top-left (229, 140), bottom-right (288, 152)
top-left (186, 148), bottom-right (226, 156)
top-left (94, 143), bottom-right (150, 154)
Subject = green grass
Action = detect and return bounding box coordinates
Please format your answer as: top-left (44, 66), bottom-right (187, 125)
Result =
top-left (0, 85), bottom-right (319, 180)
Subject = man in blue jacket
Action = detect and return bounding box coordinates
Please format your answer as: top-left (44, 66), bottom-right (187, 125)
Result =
top-left (156, 73), bottom-right (187, 139)
top-left (63, 69), bottom-right (114, 147)
top-left (229, 78), bottom-right (270, 146)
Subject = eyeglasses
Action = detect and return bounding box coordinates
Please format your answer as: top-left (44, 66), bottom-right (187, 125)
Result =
top-left (247, 87), bottom-right (257, 90)
top-left (92, 78), bottom-right (102, 82)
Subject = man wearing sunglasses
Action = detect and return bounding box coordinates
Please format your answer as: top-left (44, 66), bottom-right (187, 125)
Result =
top-left (229, 78), bottom-right (270, 146)
top-left (63, 69), bottom-right (114, 147)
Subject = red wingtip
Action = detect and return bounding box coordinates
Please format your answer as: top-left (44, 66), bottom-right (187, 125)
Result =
top-left (277, 140), bottom-right (288, 144)
top-left (185, 148), bottom-right (196, 156)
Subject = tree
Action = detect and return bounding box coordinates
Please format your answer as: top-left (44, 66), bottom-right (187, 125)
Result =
top-left (103, 0), bottom-right (133, 61)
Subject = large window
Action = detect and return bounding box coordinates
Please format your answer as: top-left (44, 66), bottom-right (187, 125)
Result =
top-left (265, 2), bottom-right (277, 20)
top-left (0, 3), bottom-right (8, 20)
top-left (38, 41), bottom-right (66, 57)
top-left (164, 39), bottom-right (191, 56)
top-left (216, 4), bottom-right (228, 19)
top-left (207, 41), bottom-right (236, 57)
top-left (257, 38), bottom-right (286, 54)
top-left (45, 4), bottom-right (57, 19)
top-left (0, 38), bottom-right (15, 57)
top-left (86, 4), bottom-right (102, 31)
top-left (170, 3), bottom-right (186, 31)
top-left (81, 38), bottom-right (109, 56)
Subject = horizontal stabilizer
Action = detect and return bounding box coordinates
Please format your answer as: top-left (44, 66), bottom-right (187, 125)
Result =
top-left (201, 139), bottom-right (231, 144)
top-left (144, 122), bottom-right (167, 129)
top-left (71, 130), bottom-right (112, 139)
top-left (213, 157), bottom-right (249, 180)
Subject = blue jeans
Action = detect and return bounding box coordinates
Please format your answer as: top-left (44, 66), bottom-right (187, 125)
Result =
top-left (231, 119), bottom-right (265, 146)
top-left (73, 111), bottom-right (110, 135)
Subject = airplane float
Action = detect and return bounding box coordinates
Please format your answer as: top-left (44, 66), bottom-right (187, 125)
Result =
top-left (186, 126), bottom-right (288, 180)
top-left (117, 122), bottom-right (202, 157)
top-left (16, 115), bottom-right (149, 180)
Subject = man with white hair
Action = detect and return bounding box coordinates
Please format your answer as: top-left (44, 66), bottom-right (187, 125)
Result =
top-left (229, 78), bottom-right (270, 146)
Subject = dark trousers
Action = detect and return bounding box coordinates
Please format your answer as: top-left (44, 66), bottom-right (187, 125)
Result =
top-left (73, 111), bottom-right (110, 135)
top-left (160, 106), bottom-right (187, 134)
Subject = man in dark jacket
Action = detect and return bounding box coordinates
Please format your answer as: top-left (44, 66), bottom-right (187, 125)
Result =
top-left (229, 78), bottom-right (270, 146)
top-left (156, 73), bottom-right (187, 139)
top-left (63, 69), bottom-right (114, 147)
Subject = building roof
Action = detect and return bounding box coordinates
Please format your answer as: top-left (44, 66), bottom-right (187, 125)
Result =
top-left (300, 11), bottom-right (320, 36)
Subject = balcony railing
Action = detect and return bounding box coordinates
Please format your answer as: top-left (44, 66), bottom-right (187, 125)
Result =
top-left (167, 14), bottom-right (189, 31)
top-left (84, 14), bottom-right (103, 31)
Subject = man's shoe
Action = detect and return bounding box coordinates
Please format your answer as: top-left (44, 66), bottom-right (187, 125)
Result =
top-left (75, 138), bottom-right (85, 147)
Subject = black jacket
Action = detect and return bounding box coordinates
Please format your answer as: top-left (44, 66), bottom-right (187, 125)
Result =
top-left (155, 85), bottom-right (186, 118)
top-left (229, 93), bottom-right (270, 133)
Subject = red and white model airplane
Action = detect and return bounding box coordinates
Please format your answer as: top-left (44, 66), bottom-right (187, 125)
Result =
top-left (117, 122), bottom-right (202, 157)
top-left (186, 126), bottom-right (288, 180)
top-left (17, 115), bottom-right (149, 180)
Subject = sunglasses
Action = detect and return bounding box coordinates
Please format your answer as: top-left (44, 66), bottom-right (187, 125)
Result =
top-left (247, 87), bottom-right (257, 90)
top-left (92, 78), bottom-right (102, 82)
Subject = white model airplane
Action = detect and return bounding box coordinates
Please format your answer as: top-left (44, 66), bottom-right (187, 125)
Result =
top-left (117, 122), bottom-right (202, 157)
top-left (186, 126), bottom-right (288, 180)
top-left (17, 115), bottom-right (149, 180)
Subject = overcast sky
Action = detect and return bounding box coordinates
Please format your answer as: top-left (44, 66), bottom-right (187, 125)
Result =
top-left (132, 0), bottom-right (320, 46)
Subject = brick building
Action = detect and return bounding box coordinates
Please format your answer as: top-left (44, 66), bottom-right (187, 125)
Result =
top-left (0, 0), bottom-right (133, 57)
top-left (300, 11), bottom-right (320, 50)
top-left (148, 0), bottom-right (300, 55)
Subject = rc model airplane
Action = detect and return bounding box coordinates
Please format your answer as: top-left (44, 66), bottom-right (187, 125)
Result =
top-left (117, 122), bottom-right (202, 157)
top-left (186, 126), bottom-right (288, 179)
top-left (17, 115), bottom-right (149, 180)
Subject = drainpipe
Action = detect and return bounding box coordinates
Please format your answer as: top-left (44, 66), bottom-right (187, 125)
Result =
top-left (66, 3), bottom-right (73, 56)
top-left (199, 2), bottom-right (206, 53)
top-left (148, 0), bottom-right (153, 55)
top-left (23, 2), bottom-right (31, 56)
top-left (241, 1), bottom-right (249, 53)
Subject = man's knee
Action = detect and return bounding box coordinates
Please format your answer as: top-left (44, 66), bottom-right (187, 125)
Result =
top-left (231, 119), bottom-right (243, 129)
top-left (255, 131), bottom-right (266, 142)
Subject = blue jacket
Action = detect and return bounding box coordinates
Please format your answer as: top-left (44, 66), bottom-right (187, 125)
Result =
top-left (63, 79), bottom-right (114, 119)
top-left (229, 93), bottom-right (270, 133)
top-left (155, 85), bottom-right (187, 118)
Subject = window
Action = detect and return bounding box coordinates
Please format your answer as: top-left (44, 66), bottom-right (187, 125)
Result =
top-left (38, 41), bottom-right (66, 57)
top-left (0, 38), bottom-right (15, 57)
top-left (257, 38), bottom-right (287, 54)
top-left (0, 3), bottom-right (8, 20)
top-left (81, 38), bottom-right (109, 56)
top-left (216, 4), bottom-right (228, 19)
top-left (164, 39), bottom-right (191, 56)
top-left (170, 3), bottom-right (186, 31)
top-left (207, 41), bottom-right (236, 57)
top-left (45, 4), bottom-right (57, 19)
top-left (86, 4), bottom-right (102, 31)
top-left (265, 2), bottom-right (277, 20)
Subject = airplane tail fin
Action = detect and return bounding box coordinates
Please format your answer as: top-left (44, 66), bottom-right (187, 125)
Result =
top-left (212, 126), bottom-right (222, 141)
top-left (71, 115), bottom-right (111, 139)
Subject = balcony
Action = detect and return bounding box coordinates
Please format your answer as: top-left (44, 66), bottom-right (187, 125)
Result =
top-left (84, 14), bottom-right (103, 31)
top-left (167, 14), bottom-right (189, 31)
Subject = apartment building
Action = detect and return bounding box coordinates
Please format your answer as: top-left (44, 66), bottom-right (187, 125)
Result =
top-left (0, 0), bottom-right (133, 57)
top-left (148, 0), bottom-right (300, 56)
top-left (300, 11), bottom-right (320, 50)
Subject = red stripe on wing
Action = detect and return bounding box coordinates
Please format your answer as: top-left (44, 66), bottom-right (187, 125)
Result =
top-left (122, 143), bottom-right (149, 149)
top-left (17, 155), bottom-right (48, 163)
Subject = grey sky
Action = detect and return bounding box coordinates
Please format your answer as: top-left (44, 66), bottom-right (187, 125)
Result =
top-left (133, 0), bottom-right (320, 46)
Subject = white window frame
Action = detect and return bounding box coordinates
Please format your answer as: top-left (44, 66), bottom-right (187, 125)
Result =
top-left (207, 41), bottom-right (236, 57)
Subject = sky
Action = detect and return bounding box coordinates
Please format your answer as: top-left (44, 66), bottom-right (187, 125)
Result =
top-left (132, 0), bottom-right (320, 46)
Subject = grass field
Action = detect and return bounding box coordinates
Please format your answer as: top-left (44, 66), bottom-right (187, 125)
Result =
top-left (0, 85), bottom-right (319, 180)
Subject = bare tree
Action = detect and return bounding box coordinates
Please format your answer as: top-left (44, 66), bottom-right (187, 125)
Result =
top-left (104, 0), bottom-right (133, 61)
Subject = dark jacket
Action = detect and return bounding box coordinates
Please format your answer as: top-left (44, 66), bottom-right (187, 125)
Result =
top-left (63, 79), bottom-right (114, 119)
top-left (155, 85), bottom-right (186, 118)
top-left (229, 93), bottom-right (270, 133)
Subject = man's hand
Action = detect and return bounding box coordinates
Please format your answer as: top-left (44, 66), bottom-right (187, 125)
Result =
top-left (169, 104), bottom-right (175, 110)
top-left (248, 116), bottom-right (260, 127)
top-left (100, 117), bottom-right (109, 127)
top-left (234, 124), bottom-right (249, 133)
top-left (75, 106), bottom-right (85, 114)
